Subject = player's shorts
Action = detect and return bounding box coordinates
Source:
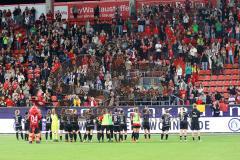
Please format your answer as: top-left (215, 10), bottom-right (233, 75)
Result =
top-left (96, 125), bottom-right (102, 131)
top-left (119, 124), bottom-right (127, 131)
top-left (180, 121), bottom-right (188, 130)
top-left (109, 125), bottom-right (113, 131)
top-left (29, 127), bottom-right (40, 134)
top-left (15, 125), bottom-right (22, 131)
top-left (60, 123), bottom-right (64, 130)
top-left (46, 123), bottom-right (51, 131)
top-left (132, 123), bottom-right (141, 129)
top-left (24, 123), bottom-right (29, 131)
top-left (191, 122), bottom-right (200, 130)
top-left (143, 122), bottom-right (150, 130)
top-left (72, 123), bottom-right (79, 131)
top-left (101, 125), bottom-right (110, 131)
top-left (65, 124), bottom-right (72, 132)
top-left (86, 125), bottom-right (94, 131)
top-left (162, 125), bottom-right (170, 132)
top-left (113, 125), bottom-right (120, 132)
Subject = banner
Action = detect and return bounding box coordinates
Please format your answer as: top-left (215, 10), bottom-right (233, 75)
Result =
top-left (136, 0), bottom-right (207, 7)
top-left (54, 0), bottom-right (130, 20)
top-left (1, 117), bottom-right (240, 134)
top-left (1, 105), bottom-right (240, 119)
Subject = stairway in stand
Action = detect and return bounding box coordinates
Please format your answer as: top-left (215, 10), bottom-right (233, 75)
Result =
top-left (196, 64), bottom-right (240, 99)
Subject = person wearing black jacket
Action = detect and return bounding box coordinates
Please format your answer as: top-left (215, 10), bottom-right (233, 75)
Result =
top-left (201, 52), bottom-right (208, 70)
top-left (190, 104), bottom-right (201, 141)
top-left (212, 101), bottom-right (220, 117)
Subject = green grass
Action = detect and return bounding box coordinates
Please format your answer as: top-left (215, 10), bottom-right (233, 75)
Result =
top-left (0, 134), bottom-right (240, 160)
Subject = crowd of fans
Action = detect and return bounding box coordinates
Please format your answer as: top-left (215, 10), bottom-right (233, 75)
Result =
top-left (0, 0), bottom-right (240, 108)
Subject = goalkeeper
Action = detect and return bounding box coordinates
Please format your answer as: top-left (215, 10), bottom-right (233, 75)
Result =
top-left (51, 109), bottom-right (59, 142)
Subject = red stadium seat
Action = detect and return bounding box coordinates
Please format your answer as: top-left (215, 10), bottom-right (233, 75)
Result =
top-left (211, 75), bottom-right (218, 81)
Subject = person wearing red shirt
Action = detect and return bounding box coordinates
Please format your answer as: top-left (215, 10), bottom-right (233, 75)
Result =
top-left (12, 80), bottom-right (19, 90)
top-left (196, 97), bottom-right (203, 105)
top-left (28, 105), bottom-right (42, 143)
top-left (5, 95), bottom-right (15, 107)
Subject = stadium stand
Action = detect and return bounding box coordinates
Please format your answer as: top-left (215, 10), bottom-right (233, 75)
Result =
top-left (0, 0), bottom-right (239, 108)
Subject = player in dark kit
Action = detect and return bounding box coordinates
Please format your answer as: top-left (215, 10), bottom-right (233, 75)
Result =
top-left (45, 110), bottom-right (52, 141)
top-left (112, 108), bottom-right (120, 142)
top-left (190, 104), bottom-right (201, 141)
top-left (59, 109), bottom-right (66, 141)
top-left (24, 111), bottom-right (30, 141)
top-left (178, 107), bottom-right (188, 141)
top-left (161, 109), bottom-right (171, 140)
top-left (142, 106), bottom-right (151, 140)
top-left (71, 109), bottom-right (79, 142)
top-left (14, 110), bottom-right (23, 140)
top-left (65, 109), bottom-right (73, 142)
top-left (96, 111), bottom-right (103, 142)
top-left (83, 109), bottom-right (95, 142)
top-left (119, 109), bottom-right (127, 141)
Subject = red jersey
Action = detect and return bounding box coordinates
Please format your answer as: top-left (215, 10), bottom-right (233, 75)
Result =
top-left (29, 106), bottom-right (42, 128)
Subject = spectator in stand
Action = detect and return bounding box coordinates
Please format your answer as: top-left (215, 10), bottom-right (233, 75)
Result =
top-left (228, 95), bottom-right (236, 105)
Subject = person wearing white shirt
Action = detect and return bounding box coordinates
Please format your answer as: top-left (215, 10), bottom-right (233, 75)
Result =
top-left (228, 95), bottom-right (236, 105)
top-left (155, 41), bottom-right (162, 59)
top-left (176, 65), bottom-right (183, 79)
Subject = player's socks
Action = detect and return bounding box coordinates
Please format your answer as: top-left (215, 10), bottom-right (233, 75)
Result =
top-left (110, 130), bottom-right (113, 139)
top-left (184, 136), bottom-right (187, 140)
top-left (148, 134), bottom-right (151, 139)
top-left (192, 137), bottom-right (195, 141)
top-left (46, 132), bottom-right (48, 140)
top-left (65, 134), bottom-right (68, 141)
top-left (50, 132), bottom-right (52, 140)
top-left (136, 133), bottom-right (139, 140)
top-left (114, 134), bottom-right (118, 142)
top-left (69, 133), bottom-right (73, 142)
top-left (165, 134), bottom-right (168, 140)
top-left (89, 134), bottom-right (93, 141)
top-left (97, 133), bottom-right (100, 141)
top-left (83, 134), bottom-right (87, 141)
top-left (180, 136), bottom-right (182, 140)
top-left (87, 133), bottom-right (91, 141)
top-left (133, 132), bottom-right (136, 141)
top-left (124, 134), bottom-right (127, 140)
top-left (131, 132), bottom-right (134, 140)
top-left (120, 134), bottom-right (123, 141)
top-left (78, 132), bottom-right (82, 142)
top-left (101, 133), bottom-right (104, 142)
top-left (20, 132), bottom-right (23, 140)
top-left (198, 136), bottom-right (201, 141)
top-left (144, 134), bottom-right (147, 139)
top-left (73, 133), bottom-right (77, 142)
top-left (60, 135), bottom-right (62, 141)
top-left (16, 132), bottom-right (19, 140)
top-left (161, 134), bottom-right (164, 140)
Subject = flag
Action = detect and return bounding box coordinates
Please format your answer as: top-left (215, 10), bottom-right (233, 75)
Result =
top-left (197, 104), bottom-right (205, 112)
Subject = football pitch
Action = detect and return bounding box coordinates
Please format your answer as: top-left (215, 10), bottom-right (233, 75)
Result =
top-left (0, 134), bottom-right (239, 160)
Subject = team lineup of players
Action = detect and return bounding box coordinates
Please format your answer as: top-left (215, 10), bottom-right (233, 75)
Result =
top-left (14, 105), bottom-right (201, 143)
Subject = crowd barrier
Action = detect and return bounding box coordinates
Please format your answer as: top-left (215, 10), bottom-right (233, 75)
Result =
top-left (0, 105), bottom-right (240, 133)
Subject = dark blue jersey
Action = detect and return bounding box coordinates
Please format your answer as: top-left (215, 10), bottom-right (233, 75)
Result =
top-left (112, 112), bottom-right (120, 126)
top-left (190, 109), bottom-right (200, 123)
top-left (162, 113), bottom-right (171, 126)
top-left (143, 113), bottom-right (150, 123)
top-left (178, 112), bottom-right (188, 122)
top-left (86, 115), bottom-right (94, 126)
top-left (119, 114), bottom-right (126, 125)
top-left (45, 115), bottom-right (52, 124)
top-left (14, 115), bottom-right (22, 126)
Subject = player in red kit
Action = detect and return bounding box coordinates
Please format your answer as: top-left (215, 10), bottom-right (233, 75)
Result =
top-left (28, 105), bottom-right (42, 144)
